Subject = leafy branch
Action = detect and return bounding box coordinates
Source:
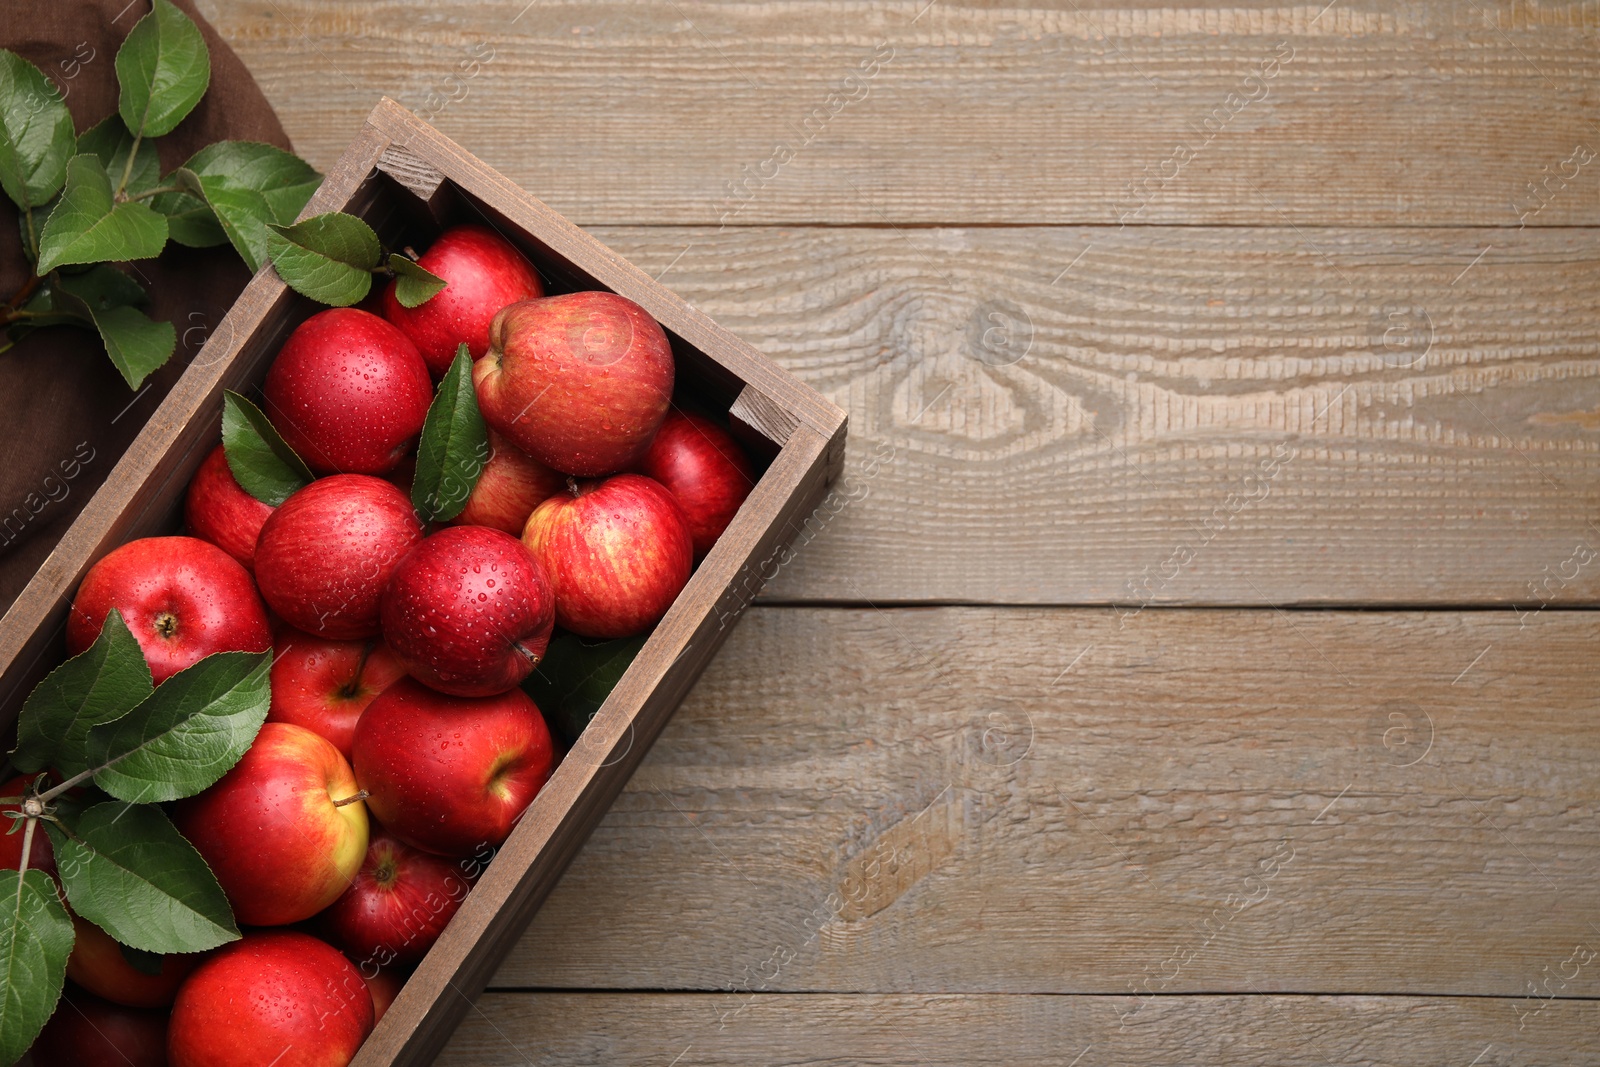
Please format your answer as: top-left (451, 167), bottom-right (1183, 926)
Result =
top-left (0, 0), bottom-right (445, 389)
top-left (1, 608), bottom-right (268, 1059)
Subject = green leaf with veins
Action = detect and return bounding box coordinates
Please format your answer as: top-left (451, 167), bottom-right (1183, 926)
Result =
top-left (12, 609), bottom-right (152, 778)
top-left (167, 142), bottom-right (321, 271)
top-left (221, 390), bottom-right (314, 506)
top-left (0, 868), bottom-right (74, 1065)
top-left (412, 345), bottom-right (488, 522)
top-left (150, 187), bottom-right (226, 248)
top-left (266, 212), bottom-right (381, 306)
top-left (115, 0), bottom-right (211, 140)
top-left (48, 802), bottom-right (238, 954)
top-left (388, 253), bottom-right (448, 308)
top-left (35, 155), bottom-right (168, 274)
top-left (52, 267), bottom-right (177, 389)
top-left (76, 116), bottom-right (161, 196)
top-left (87, 650), bottom-right (270, 804)
top-left (0, 50), bottom-right (75, 213)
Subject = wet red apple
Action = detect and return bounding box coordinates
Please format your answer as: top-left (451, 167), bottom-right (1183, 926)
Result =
top-left (262, 307), bottom-right (432, 475)
top-left (381, 224), bottom-right (545, 376)
top-left (183, 444), bottom-right (275, 572)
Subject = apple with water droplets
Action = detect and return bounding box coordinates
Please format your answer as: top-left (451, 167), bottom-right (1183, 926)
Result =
top-left (183, 444), bottom-right (275, 572)
top-left (381, 525), bottom-right (554, 697)
top-left (262, 307), bottom-right (433, 475)
top-left (381, 224), bottom-right (545, 377)
top-left (254, 475), bottom-right (425, 640)
top-left (167, 930), bottom-right (373, 1067)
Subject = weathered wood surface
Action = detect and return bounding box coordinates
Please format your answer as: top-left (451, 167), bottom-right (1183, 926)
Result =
top-left (199, 0), bottom-right (1598, 228)
top-left (583, 224), bottom-right (1600, 605)
top-left (496, 606), bottom-right (1600, 998)
top-left (440, 992), bottom-right (1600, 1067)
top-left (187, 0), bottom-right (1600, 1061)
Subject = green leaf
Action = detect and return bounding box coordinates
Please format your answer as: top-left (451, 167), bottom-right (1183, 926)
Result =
top-left (523, 632), bottom-right (647, 748)
top-left (116, 0), bottom-right (211, 140)
top-left (35, 155), bottom-right (168, 274)
top-left (150, 188), bottom-right (226, 248)
top-left (87, 651), bottom-right (271, 804)
top-left (12, 609), bottom-right (153, 778)
top-left (48, 802), bottom-right (237, 954)
top-left (221, 390), bottom-right (313, 506)
top-left (169, 142), bottom-right (321, 271)
top-left (389, 253), bottom-right (448, 308)
top-left (0, 50), bottom-right (75, 213)
top-left (266, 212), bottom-right (381, 306)
top-left (76, 116), bottom-right (161, 196)
top-left (0, 868), bottom-right (73, 1065)
top-left (413, 345), bottom-right (488, 522)
top-left (51, 266), bottom-right (177, 388)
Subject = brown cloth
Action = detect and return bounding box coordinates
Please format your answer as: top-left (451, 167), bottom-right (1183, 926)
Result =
top-left (0, 0), bottom-right (291, 613)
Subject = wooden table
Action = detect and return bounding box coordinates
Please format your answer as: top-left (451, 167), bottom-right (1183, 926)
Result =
top-left (199, 1), bottom-right (1600, 1061)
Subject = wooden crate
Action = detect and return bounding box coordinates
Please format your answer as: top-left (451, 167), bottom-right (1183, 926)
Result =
top-left (0, 98), bottom-right (846, 1066)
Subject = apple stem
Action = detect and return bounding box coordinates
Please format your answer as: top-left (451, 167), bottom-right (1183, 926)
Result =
top-left (332, 790), bottom-right (370, 808)
top-left (566, 477), bottom-right (580, 497)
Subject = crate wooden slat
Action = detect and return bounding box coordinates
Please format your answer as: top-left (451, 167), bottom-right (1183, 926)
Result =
top-left (0, 98), bottom-right (846, 1067)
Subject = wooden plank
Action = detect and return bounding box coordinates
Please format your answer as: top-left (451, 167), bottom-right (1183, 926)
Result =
top-left (200, 0), bottom-right (1600, 226)
top-left (440, 992), bottom-right (1600, 1066)
top-left (494, 605), bottom-right (1600, 998)
top-left (580, 224), bottom-right (1600, 605)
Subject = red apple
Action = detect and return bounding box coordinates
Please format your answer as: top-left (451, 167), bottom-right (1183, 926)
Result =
top-left (322, 831), bottom-right (475, 968)
top-left (474, 292), bottom-right (674, 476)
top-left (380, 526), bottom-right (554, 697)
top-left (381, 224), bottom-right (545, 376)
top-left (0, 772), bottom-right (55, 878)
top-left (254, 475), bottom-right (425, 640)
top-left (183, 444), bottom-right (275, 572)
top-left (521, 474), bottom-right (692, 638)
top-left (638, 410), bottom-right (756, 558)
top-left (30, 990), bottom-right (168, 1067)
top-left (261, 307), bottom-right (433, 475)
top-left (268, 628), bottom-right (408, 759)
top-left (168, 931), bottom-right (373, 1067)
top-left (449, 429), bottom-right (562, 534)
top-left (363, 968), bottom-right (404, 1024)
top-left (352, 679), bottom-right (555, 857)
top-left (65, 915), bottom-right (198, 1008)
top-left (172, 722), bottom-right (369, 927)
top-left (67, 536), bottom-right (272, 684)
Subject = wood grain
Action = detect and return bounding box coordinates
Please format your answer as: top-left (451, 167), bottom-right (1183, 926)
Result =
top-left (439, 992), bottom-right (1600, 1066)
top-left (494, 605), bottom-right (1600, 998)
top-left (198, 0), bottom-right (1600, 227)
top-left (580, 224), bottom-right (1600, 605)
